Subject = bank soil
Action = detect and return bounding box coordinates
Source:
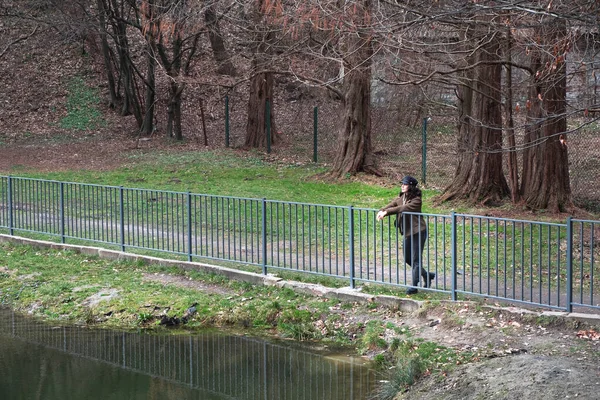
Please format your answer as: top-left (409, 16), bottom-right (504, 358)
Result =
top-left (398, 306), bottom-right (600, 400)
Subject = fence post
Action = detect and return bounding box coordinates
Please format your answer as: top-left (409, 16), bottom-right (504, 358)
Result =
top-left (7, 176), bottom-right (13, 236)
top-left (421, 117), bottom-right (429, 186)
top-left (119, 186), bottom-right (125, 252)
top-left (187, 192), bottom-right (192, 262)
top-left (59, 182), bottom-right (65, 243)
top-left (451, 211), bottom-right (457, 301)
top-left (566, 217), bottom-right (573, 313)
top-left (313, 106), bottom-right (318, 163)
top-left (225, 95), bottom-right (230, 148)
top-left (262, 198), bottom-right (267, 275)
top-left (349, 205), bottom-right (355, 289)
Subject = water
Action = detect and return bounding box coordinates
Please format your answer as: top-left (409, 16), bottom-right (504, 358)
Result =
top-left (0, 309), bottom-right (378, 399)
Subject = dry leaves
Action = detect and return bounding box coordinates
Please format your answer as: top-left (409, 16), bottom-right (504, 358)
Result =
top-left (576, 329), bottom-right (600, 340)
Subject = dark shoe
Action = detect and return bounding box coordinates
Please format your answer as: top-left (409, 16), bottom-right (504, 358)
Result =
top-left (424, 272), bottom-right (436, 288)
top-left (406, 288), bottom-right (418, 295)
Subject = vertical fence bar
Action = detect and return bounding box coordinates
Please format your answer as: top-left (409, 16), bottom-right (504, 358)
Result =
top-left (187, 192), bottom-right (192, 262)
top-left (313, 106), bottom-right (318, 163)
top-left (60, 181), bottom-right (65, 243)
top-left (349, 206), bottom-right (355, 289)
top-left (7, 176), bottom-right (13, 235)
top-left (566, 217), bottom-right (573, 313)
top-left (119, 186), bottom-right (125, 252)
top-left (262, 198), bottom-right (267, 275)
top-left (451, 211), bottom-right (457, 301)
top-left (225, 95), bottom-right (230, 148)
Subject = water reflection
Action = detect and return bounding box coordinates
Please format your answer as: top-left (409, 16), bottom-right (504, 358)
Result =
top-left (0, 309), bottom-right (377, 399)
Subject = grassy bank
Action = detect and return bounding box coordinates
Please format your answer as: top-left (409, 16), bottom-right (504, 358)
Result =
top-left (4, 148), bottom-right (449, 212)
top-left (0, 239), bottom-right (476, 397)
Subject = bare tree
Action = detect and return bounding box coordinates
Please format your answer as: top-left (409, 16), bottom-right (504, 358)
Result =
top-left (95, 0), bottom-right (119, 109)
top-left (108, 0), bottom-right (143, 125)
top-left (139, 0), bottom-right (158, 136)
top-left (142, 0), bottom-right (203, 140)
top-left (504, 22), bottom-right (520, 203)
top-left (204, 2), bottom-right (236, 76)
top-left (372, 1), bottom-right (600, 210)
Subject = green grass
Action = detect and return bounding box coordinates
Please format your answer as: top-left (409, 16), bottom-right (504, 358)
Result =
top-left (3, 149), bottom-right (438, 211)
top-left (0, 241), bottom-right (340, 339)
top-left (373, 339), bottom-right (475, 399)
top-left (2, 147), bottom-right (597, 306)
top-left (60, 76), bottom-right (105, 131)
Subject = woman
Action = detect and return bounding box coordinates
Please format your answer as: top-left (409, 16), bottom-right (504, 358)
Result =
top-left (376, 175), bottom-right (435, 294)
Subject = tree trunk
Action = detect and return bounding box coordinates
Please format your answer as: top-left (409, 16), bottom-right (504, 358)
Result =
top-left (166, 82), bottom-right (184, 140)
top-left (156, 23), bottom-right (186, 140)
top-left (109, 0), bottom-right (142, 126)
top-left (520, 21), bottom-right (571, 212)
top-left (245, 71), bottom-right (276, 148)
top-left (205, 5), bottom-right (236, 76)
top-left (504, 25), bottom-right (520, 203)
top-left (331, 0), bottom-right (378, 177)
top-left (245, 0), bottom-right (276, 149)
top-left (441, 28), bottom-right (508, 205)
top-left (96, 0), bottom-right (119, 109)
top-left (140, 0), bottom-right (158, 136)
top-left (140, 42), bottom-right (156, 136)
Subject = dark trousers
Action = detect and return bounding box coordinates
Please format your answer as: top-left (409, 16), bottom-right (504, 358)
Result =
top-left (403, 229), bottom-right (429, 287)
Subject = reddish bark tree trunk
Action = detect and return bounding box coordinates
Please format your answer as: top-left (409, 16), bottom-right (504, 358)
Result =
top-left (245, 0), bottom-right (276, 149)
top-left (441, 28), bottom-right (508, 205)
top-left (520, 21), bottom-right (571, 212)
top-left (504, 26), bottom-right (520, 203)
top-left (331, 0), bottom-right (378, 177)
top-left (245, 71), bottom-right (276, 148)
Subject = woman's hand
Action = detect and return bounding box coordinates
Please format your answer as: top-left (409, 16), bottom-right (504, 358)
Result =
top-left (376, 210), bottom-right (387, 221)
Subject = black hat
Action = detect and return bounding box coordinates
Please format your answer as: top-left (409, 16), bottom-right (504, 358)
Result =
top-left (401, 176), bottom-right (418, 186)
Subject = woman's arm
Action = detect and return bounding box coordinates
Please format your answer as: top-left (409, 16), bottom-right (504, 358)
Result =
top-left (377, 196), bottom-right (422, 221)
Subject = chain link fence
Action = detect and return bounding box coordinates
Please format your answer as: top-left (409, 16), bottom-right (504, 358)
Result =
top-left (211, 89), bottom-right (599, 210)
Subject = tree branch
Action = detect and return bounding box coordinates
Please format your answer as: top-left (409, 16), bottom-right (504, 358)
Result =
top-left (0, 25), bottom-right (39, 59)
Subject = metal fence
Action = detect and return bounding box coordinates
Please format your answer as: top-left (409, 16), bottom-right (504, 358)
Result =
top-left (0, 308), bottom-right (376, 400)
top-left (1, 176), bottom-right (599, 313)
top-left (217, 93), bottom-right (600, 207)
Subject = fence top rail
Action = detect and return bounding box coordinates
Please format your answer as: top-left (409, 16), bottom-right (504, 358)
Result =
top-left (3, 175), bottom-right (122, 191)
top-left (266, 199), bottom-right (348, 210)
top-left (3, 175), bottom-right (599, 227)
top-left (572, 218), bottom-right (600, 224)
top-left (455, 213), bottom-right (566, 228)
top-left (3, 175), bottom-right (264, 202)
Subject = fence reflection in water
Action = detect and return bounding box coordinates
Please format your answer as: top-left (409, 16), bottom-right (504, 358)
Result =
top-left (0, 309), bottom-right (377, 400)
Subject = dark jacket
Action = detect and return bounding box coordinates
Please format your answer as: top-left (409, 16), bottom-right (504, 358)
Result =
top-left (379, 192), bottom-right (426, 236)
